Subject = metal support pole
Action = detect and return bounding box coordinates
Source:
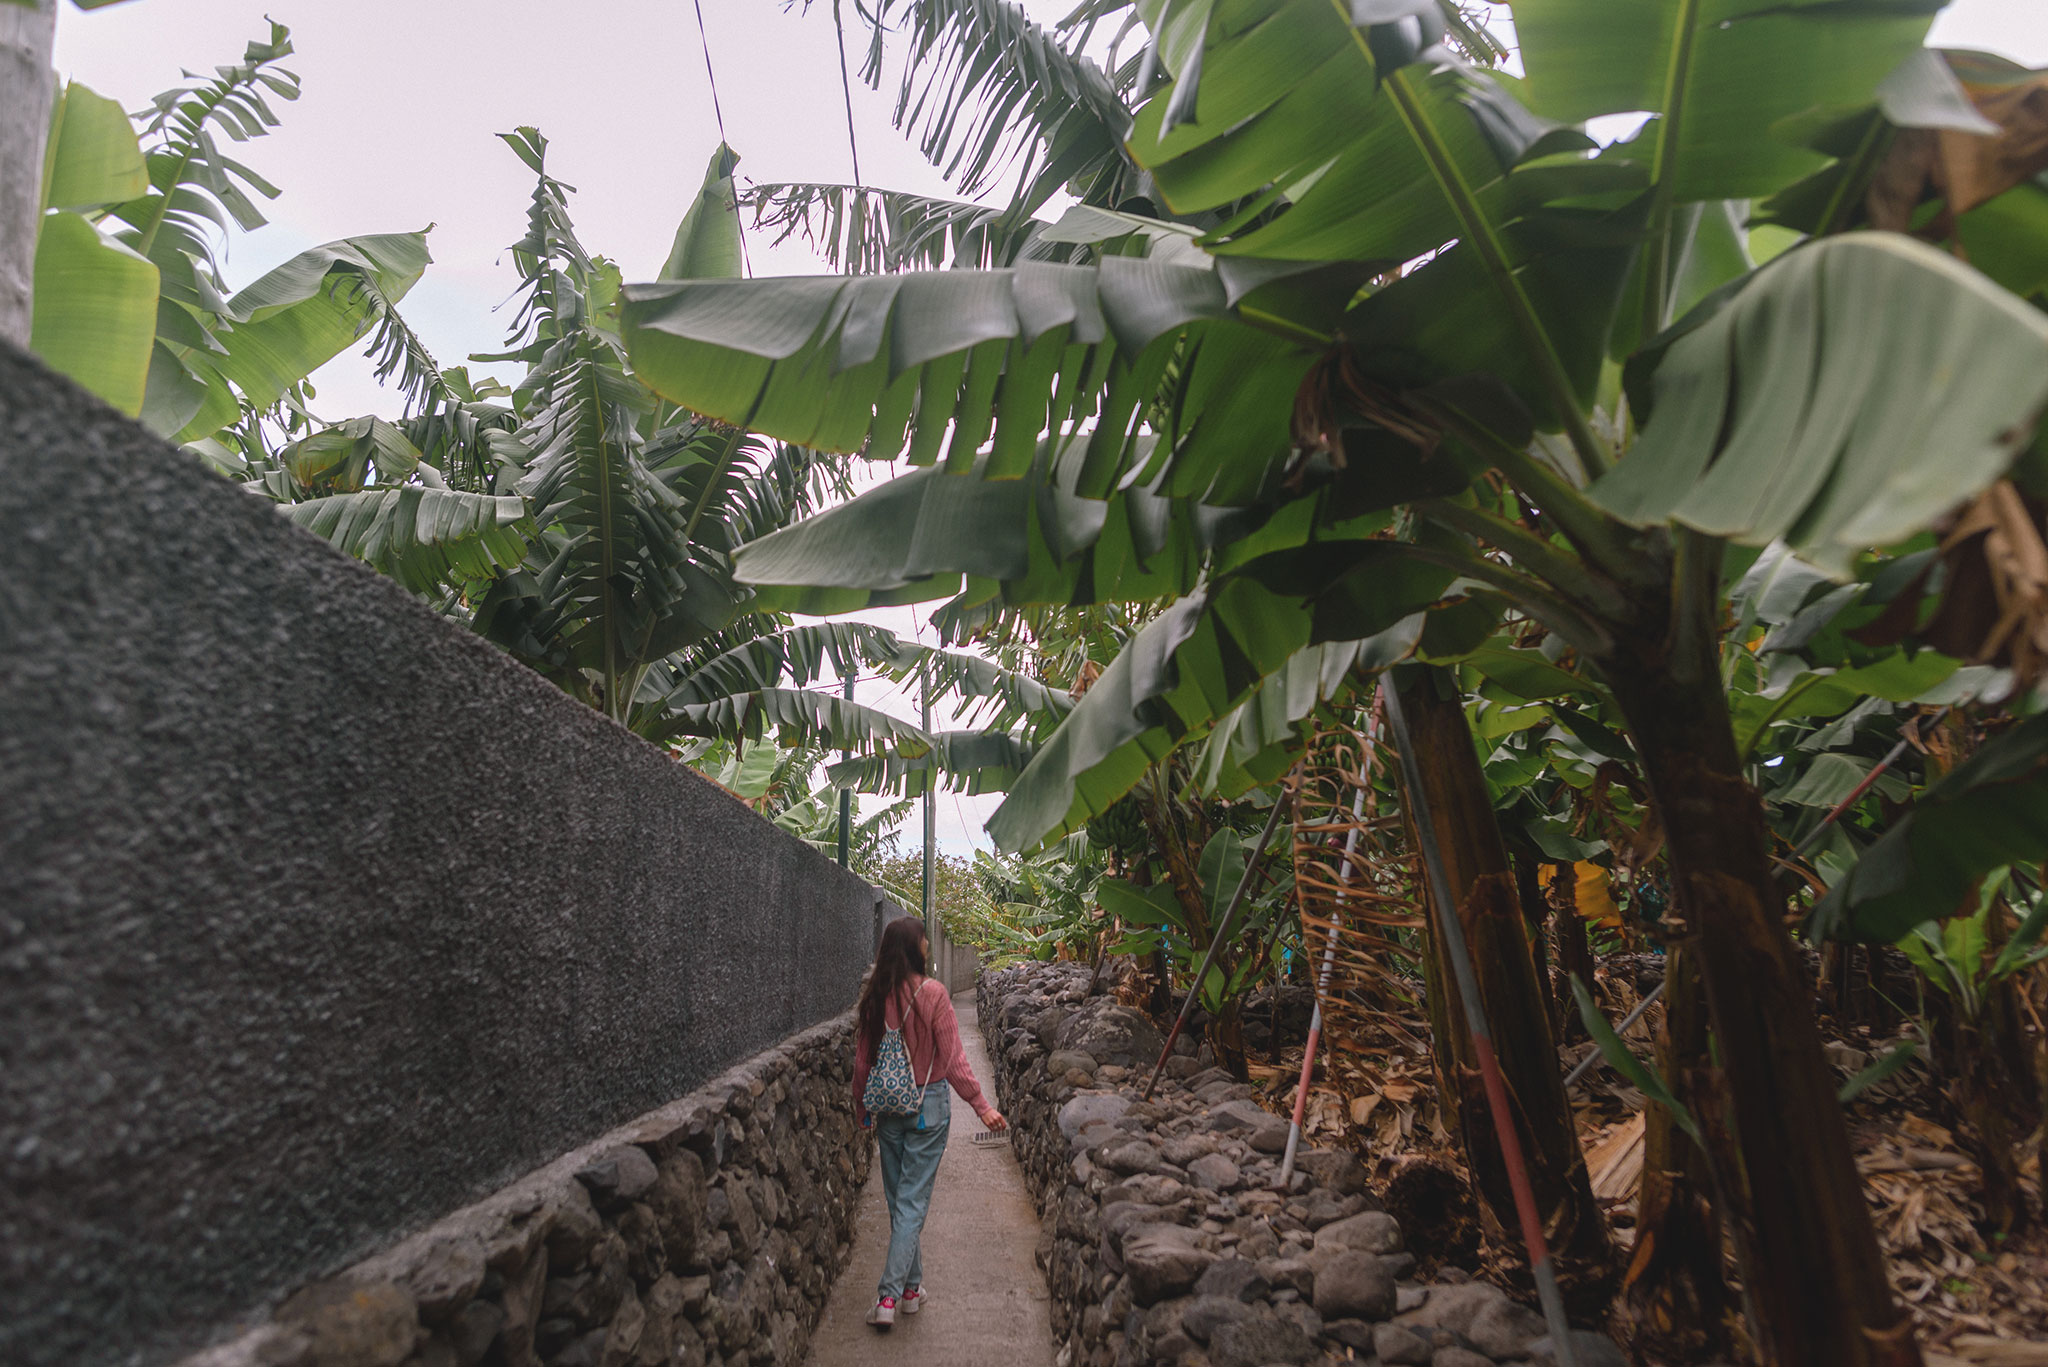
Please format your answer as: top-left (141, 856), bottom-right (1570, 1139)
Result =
top-left (837, 669), bottom-right (853, 869)
top-left (921, 674), bottom-right (935, 927)
top-left (1383, 677), bottom-right (1579, 1367)
top-left (1279, 781), bottom-right (1368, 1186)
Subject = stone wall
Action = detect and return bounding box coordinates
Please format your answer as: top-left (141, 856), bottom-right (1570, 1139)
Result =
top-left (180, 1015), bottom-right (869, 1367)
top-left (979, 963), bottom-right (1623, 1367)
top-left (0, 346), bottom-right (883, 1367)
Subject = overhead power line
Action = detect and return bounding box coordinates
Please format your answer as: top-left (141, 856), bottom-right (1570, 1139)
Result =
top-left (687, 0), bottom-right (752, 277)
top-left (831, 0), bottom-right (865, 189)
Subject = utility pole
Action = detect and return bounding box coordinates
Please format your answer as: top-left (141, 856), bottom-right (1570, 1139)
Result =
top-left (920, 668), bottom-right (934, 925)
top-left (1, 0), bottom-right (57, 347)
top-left (836, 668), bottom-right (852, 868)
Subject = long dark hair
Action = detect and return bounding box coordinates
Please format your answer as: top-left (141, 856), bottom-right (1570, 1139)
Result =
top-left (858, 915), bottom-right (928, 1052)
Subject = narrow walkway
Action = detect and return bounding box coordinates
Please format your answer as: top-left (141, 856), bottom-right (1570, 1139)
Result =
top-left (805, 991), bottom-right (1056, 1367)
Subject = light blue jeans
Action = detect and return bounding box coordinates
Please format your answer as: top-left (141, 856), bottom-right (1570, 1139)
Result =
top-left (874, 1080), bottom-right (951, 1299)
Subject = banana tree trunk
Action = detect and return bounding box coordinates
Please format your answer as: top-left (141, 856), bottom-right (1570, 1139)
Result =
top-left (1513, 850), bottom-right (1560, 1029)
top-left (1598, 550), bottom-right (1920, 1367)
top-left (1395, 668), bottom-right (1615, 1303)
top-left (1550, 862), bottom-right (1595, 1043)
top-left (1, 0), bottom-right (56, 347)
top-left (1941, 1003), bottom-right (2033, 1237)
top-left (1619, 946), bottom-right (1735, 1360)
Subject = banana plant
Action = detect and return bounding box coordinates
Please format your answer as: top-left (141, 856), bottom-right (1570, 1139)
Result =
top-left (2, 0), bottom-right (133, 348)
top-left (1099, 819), bottom-right (1297, 1048)
top-left (27, 22), bottom-right (434, 448)
top-left (689, 737), bottom-right (916, 870)
top-left (1896, 867), bottom-right (2048, 1235)
top-left (1898, 871), bottom-right (2048, 1021)
top-left (774, 782), bottom-right (915, 869)
top-left (434, 128), bottom-right (839, 729)
top-left (967, 840), bottom-right (1108, 965)
top-left (615, 0), bottom-right (2048, 1356)
top-left (849, 0), bottom-right (1149, 216)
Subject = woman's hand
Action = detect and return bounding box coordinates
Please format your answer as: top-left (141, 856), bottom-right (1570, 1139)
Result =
top-left (979, 1108), bottom-right (1008, 1131)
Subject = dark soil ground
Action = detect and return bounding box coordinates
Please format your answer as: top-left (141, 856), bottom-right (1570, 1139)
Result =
top-left (1170, 964), bottom-right (2048, 1364)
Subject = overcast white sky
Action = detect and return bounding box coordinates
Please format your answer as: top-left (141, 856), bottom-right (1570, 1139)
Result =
top-left (50, 0), bottom-right (2048, 856)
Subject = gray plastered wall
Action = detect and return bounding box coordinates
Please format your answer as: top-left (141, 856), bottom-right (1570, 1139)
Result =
top-left (0, 346), bottom-right (879, 1367)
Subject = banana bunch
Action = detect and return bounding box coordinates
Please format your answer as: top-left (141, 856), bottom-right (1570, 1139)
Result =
top-left (1085, 795), bottom-right (1149, 860)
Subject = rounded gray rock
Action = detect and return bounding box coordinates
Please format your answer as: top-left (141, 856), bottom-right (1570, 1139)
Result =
top-left (1313, 1209), bottom-right (1403, 1256)
top-left (1295, 1148), bottom-right (1369, 1196)
top-left (1434, 1348), bottom-right (1493, 1367)
top-left (1054, 1003), bottom-right (1166, 1065)
top-left (1102, 1140), bottom-right (1169, 1177)
top-left (1047, 1048), bottom-right (1099, 1077)
top-left (1122, 1224), bottom-right (1219, 1306)
top-left (1178, 1294), bottom-right (1253, 1344)
top-left (1310, 1250), bottom-right (1396, 1321)
top-left (1468, 1294), bottom-right (1548, 1359)
top-left (1395, 1281), bottom-right (1510, 1337)
top-left (1187, 1153), bottom-right (1242, 1191)
top-left (1209, 1310), bottom-right (1316, 1367)
top-left (1194, 1258), bottom-right (1270, 1303)
top-left (1373, 1321), bottom-right (1434, 1365)
top-left (1059, 1092), bottom-right (1132, 1142)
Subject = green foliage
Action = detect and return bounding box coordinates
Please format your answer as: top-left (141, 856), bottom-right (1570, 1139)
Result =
top-left (1837, 1041), bottom-right (1921, 1105)
top-left (746, 183), bottom-right (1050, 274)
top-left (663, 144), bottom-right (745, 282)
top-left (692, 738), bottom-right (916, 873)
top-left (851, 0), bottom-right (1142, 213)
top-left (960, 842), bottom-right (1106, 964)
top-left (30, 201), bottom-right (154, 412)
top-left (1570, 973), bottom-right (1703, 1150)
top-left (1591, 235), bottom-right (2048, 576)
top-left (28, 22), bottom-right (434, 448)
top-left (1814, 717), bottom-right (2048, 944)
top-left (872, 848), bottom-right (1003, 946)
top-left (1099, 818), bottom-right (1294, 1013)
top-left (1894, 871), bottom-right (2048, 1022)
top-left (616, 0), bottom-right (2048, 862)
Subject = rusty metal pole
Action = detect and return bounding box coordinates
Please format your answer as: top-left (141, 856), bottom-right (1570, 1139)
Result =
top-left (1279, 780), bottom-right (1367, 1185)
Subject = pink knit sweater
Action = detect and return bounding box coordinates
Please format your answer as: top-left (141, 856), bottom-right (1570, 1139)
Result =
top-left (852, 977), bottom-right (991, 1126)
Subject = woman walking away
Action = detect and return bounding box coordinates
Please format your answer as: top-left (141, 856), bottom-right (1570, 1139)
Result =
top-left (852, 915), bottom-right (1005, 1331)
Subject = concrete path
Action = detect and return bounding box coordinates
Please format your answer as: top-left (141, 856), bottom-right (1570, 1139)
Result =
top-left (803, 991), bottom-right (1056, 1367)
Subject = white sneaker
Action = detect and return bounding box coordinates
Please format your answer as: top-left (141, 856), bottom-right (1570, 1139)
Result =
top-left (866, 1297), bottom-right (896, 1330)
top-left (900, 1286), bottom-right (925, 1314)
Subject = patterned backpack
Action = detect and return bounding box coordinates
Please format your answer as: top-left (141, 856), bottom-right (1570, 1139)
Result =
top-left (862, 986), bottom-right (932, 1119)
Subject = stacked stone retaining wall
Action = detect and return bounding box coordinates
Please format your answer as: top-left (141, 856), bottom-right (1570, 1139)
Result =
top-left (980, 962), bottom-right (1624, 1367)
top-left (182, 1015), bottom-right (868, 1367)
